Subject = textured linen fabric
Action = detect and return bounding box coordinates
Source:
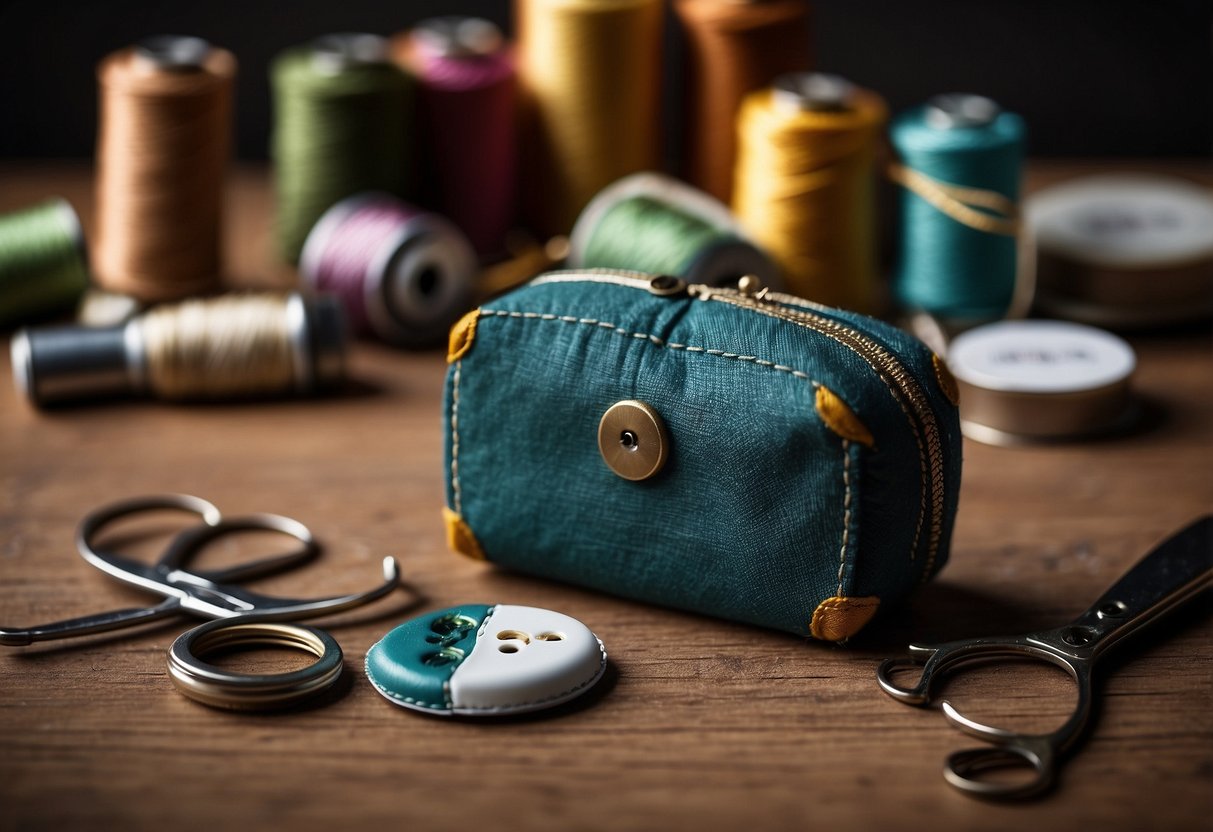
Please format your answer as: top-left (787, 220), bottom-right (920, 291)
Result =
top-left (444, 273), bottom-right (962, 637)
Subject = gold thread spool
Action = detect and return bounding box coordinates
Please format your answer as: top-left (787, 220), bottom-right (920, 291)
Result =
top-left (516, 0), bottom-right (663, 237)
top-left (673, 0), bottom-right (812, 204)
top-left (94, 37), bottom-right (236, 302)
top-left (732, 73), bottom-right (886, 312)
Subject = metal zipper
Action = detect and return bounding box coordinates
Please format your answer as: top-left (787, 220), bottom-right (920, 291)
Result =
top-left (703, 282), bottom-right (946, 582)
top-left (524, 269), bottom-right (947, 581)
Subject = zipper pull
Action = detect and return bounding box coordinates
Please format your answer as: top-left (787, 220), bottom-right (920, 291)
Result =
top-left (737, 274), bottom-right (768, 299)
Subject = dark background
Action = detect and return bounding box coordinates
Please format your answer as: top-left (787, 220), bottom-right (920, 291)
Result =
top-left (0, 0), bottom-right (1209, 161)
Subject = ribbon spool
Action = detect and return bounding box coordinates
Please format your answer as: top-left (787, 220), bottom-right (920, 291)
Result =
top-left (732, 72), bottom-right (886, 311)
top-left (394, 17), bottom-right (518, 258)
top-left (271, 33), bottom-right (414, 264)
top-left (1027, 174), bottom-right (1213, 329)
top-left (568, 172), bottom-right (780, 288)
top-left (94, 36), bottom-right (235, 301)
top-left (299, 194), bottom-right (477, 347)
top-left (516, 0), bottom-right (664, 237)
top-left (12, 292), bottom-right (346, 407)
top-left (0, 199), bottom-right (89, 328)
top-left (889, 93), bottom-right (1026, 324)
top-left (673, 0), bottom-right (812, 204)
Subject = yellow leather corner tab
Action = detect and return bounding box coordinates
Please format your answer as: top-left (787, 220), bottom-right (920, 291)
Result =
top-left (443, 507), bottom-right (486, 561)
top-left (932, 353), bottom-right (960, 406)
top-left (815, 385), bottom-right (874, 448)
top-left (447, 309), bottom-right (480, 364)
top-left (809, 596), bottom-right (881, 641)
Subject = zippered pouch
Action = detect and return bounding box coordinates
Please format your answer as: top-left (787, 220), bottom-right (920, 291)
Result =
top-left (441, 270), bottom-right (963, 641)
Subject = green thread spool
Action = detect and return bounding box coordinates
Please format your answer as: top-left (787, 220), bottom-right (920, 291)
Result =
top-left (569, 172), bottom-right (779, 287)
top-left (270, 33), bottom-right (414, 263)
top-left (0, 199), bottom-right (89, 329)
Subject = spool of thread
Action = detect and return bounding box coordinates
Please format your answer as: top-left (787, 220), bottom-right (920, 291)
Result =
top-left (732, 72), bottom-right (886, 311)
top-left (889, 93), bottom-right (1026, 322)
top-left (0, 199), bottom-right (89, 328)
top-left (947, 320), bottom-right (1138, 446)
top-left (11, 293), bottom-right (346, 407)
top-left (569, 172), bottom-right (780, 287)
top-left (271, 34), bottom-right (414, 263)
top-left (516, 0), bottom-right (664, 237)
top-left (299, 194), bottom-right (477, 347)
top-left (673, 0), bottom-right (812, 204)
top-left (94, 36), bottom-right (235, 301)
top-left (1027, 174), bottom-right (1213, 329)
top-left (394, 17), bottom-right (517, 257)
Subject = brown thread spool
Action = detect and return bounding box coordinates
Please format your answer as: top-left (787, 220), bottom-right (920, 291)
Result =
top-left (94, 36), bottom-right (236, 302)
top-left (674, 0), bottom-right (811, 204)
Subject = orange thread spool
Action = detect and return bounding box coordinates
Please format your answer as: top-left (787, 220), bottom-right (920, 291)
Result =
top-left (94, 37), bottom-right (236, 302)
top-left (674, 0), bottom-right (811, 204)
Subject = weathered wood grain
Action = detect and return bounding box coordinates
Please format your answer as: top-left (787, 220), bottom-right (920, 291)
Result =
top-left (0, 163), bottom-right (1210, 832)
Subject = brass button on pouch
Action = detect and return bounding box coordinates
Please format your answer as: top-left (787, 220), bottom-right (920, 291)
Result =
top-left (598, 400), bottom-right (668, 481)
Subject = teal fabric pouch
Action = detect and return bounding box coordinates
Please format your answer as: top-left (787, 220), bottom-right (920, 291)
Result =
top-left (442, 270), bottom-right (963, 641)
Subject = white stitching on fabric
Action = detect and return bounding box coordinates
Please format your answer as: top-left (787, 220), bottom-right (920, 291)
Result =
top-left (450, 361), bottom-right (463, 515)
top-left (836, 439), bottom-right (852, 597)
top-left (479, 308), bottom-right (824, 387)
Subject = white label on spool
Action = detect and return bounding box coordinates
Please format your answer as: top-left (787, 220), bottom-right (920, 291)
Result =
top-left (1028, 175), bottom-right (1213, 268)
top-left (949, 320), bottom-right (1136, 394)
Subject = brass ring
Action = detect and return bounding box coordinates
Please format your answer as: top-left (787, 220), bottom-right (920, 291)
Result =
top-left (167, 619), bottom-right (343, 710)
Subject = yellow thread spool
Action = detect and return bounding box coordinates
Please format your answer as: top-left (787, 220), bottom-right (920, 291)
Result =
top-left (516, 0), bottom-right (663, 237)
top-left (732, 72), bottom-right (886, 312)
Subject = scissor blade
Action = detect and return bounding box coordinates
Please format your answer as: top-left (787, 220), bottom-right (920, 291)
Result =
top-left (0, 599), bottom-right (181, 646)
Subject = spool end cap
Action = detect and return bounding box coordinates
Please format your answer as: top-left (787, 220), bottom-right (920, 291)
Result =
top-left (135, 36), bottom-right (213, 71)
top-left (772, 72), bottom-right (856, 112)
top-left (925, 93), bottom-right (1001, 129)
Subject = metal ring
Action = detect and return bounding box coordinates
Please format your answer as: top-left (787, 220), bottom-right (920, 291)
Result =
top-left (167, 618), bottom-right (343, 710)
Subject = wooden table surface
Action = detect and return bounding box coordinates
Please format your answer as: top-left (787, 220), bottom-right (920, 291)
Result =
top-left (1, 162), bottom-right (1210, 831)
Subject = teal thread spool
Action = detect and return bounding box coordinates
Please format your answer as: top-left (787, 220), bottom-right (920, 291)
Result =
top-left (890, 94), bottom-right (1026, 322)
top-left (569, 172), bottom-right (780, 288)
top-left (0, 199), bottom-right (89, 329)
top-left (271, 33), bottom-right (414, 263)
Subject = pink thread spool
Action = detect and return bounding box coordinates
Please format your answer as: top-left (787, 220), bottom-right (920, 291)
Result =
top-left (395, 17), bottom-right (517, 257)
top-left (299, 194), bottom-right (477, 347)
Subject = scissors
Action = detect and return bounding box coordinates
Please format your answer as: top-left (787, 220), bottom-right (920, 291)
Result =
top-left (877, 515), bottom-right (1212, 800)
top-left (0, 494), bottom-right (401, 647)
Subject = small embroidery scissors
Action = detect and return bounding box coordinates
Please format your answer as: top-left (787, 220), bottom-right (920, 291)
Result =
top-left (0, 494), bottom-right (401, 647)
top-left (877, 515), bottom-right (1212, 799)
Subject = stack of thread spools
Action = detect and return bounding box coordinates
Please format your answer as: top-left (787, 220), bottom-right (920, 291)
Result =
top-left (4, 0), bottom-right (1044, 411)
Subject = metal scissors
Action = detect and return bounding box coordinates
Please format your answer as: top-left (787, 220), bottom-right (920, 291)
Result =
top-left (877, 515), bottom-right (1212, 800)
top-left (0, 494), bottom-right (401, 647)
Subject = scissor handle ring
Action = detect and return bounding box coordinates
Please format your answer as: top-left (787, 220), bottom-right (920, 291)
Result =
top-left (78, 494), bottom-right (222, 555)
top-left (167, 618), bottom-right (343, 710)
top-left (876, 657), bottom-right (931, 704)
top-left (944, 743), bottom-right (1054, 799)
